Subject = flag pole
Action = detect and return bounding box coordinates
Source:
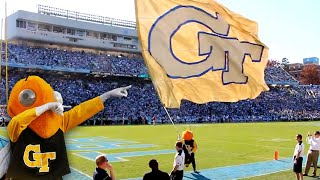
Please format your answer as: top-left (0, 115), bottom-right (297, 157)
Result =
top-left (163, 106), bottom-right (181, 140)
top-left (0, 19), bottom-right (3, 100)
top-left (134, 0), bottom-right (180, 139)
top-left (4, 1), bottom-right (8, 105)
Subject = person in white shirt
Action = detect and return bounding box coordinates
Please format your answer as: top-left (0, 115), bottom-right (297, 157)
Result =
top-left (170, 141), bottom-right (185, 180)
top-left (293, 134), bottom-right (304, 180)
top-left (304, 131), bottom-right (320, 177)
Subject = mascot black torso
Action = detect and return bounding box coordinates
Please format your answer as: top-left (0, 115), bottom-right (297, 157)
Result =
top-left (8, 128), bottom-right (69, 178)
top-left (184, 139), bottom-right (195, 153)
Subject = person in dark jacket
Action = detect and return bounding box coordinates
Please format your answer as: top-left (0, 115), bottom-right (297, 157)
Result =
top-left (143, 159), bottom-right (170, 180)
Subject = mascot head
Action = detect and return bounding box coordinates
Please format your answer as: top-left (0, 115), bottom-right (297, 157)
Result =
top-left (182, 130), bottom-right (193, 140)
top-left (7, 76), bottom-right (63, 139)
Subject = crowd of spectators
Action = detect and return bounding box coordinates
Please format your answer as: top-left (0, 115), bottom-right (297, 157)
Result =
top-left (0, 71), bottom-right (318, 125)
top-left (6, 44), bottom-right (148, 75)
top-left (0, 43), bottom-right (318, 125)
top-left (3, 43), bottom-right (298, 84)
top-left (265, 67), bottom-right (298, 84)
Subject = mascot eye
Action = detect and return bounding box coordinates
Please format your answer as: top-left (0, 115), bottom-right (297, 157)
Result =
top-left (19, 89), bottom-right (36, 107)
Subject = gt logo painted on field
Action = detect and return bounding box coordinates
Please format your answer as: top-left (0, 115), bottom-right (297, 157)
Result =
top-left (69, 137), bottom-right (174, 162)
top-left (148, 6), bottom-right (264, 84)
top-left (66, 136), bottom-right (154, 151)
top-left (23, 144), bottom-right (56, 172)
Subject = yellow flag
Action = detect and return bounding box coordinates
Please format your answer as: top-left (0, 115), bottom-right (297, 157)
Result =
top-left (135, 0), bottom-right (269, 108)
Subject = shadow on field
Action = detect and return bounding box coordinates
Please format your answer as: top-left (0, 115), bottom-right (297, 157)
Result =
top-left (184, 172), bottom-right (211, 180)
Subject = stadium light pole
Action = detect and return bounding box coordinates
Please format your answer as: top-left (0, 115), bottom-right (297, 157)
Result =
top-left (4, 1), bottom-right (8, 105)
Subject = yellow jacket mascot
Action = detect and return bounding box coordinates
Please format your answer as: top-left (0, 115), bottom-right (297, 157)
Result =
top-left (4, 76), bottom-right (130, 179)
top-left (182, 130), bottom-right (198, 173)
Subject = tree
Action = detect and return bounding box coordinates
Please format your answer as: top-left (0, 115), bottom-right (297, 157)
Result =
top-left (280, 58), bottom-right (290, 69)
top-left (299, 64), bottom-right (320, 85)
top-left (267, 59), bottom-right (280, 67)
top-left (282, 58), bottom-right (289, 65)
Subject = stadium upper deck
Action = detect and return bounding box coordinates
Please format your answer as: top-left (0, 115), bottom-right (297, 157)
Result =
top-left (7, 5), bottom-right (139, 53)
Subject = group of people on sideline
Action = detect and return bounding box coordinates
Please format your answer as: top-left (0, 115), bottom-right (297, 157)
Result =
top-left (90, 130), bottom-right (320, 180)
top-left (143, 141), bottom-right (186, 180)
top-left (93, 141), bottom-right (195, 180)
top-left (293, 131), bottom-right (320, 180)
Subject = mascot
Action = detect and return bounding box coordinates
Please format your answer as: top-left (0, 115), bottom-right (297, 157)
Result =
top-left (2, 76), bottom-right (130, 179)
top-left (182, 130), bottom-right (198, 173)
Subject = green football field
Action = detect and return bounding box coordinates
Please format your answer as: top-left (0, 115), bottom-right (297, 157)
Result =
top-left (1, 121), bottom-right (320, 179)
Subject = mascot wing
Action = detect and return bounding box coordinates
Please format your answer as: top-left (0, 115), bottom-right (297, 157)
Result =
top-left (192, 141), bottom-right (198, 153)
top-left (61, 97), bottom-right (104, 132)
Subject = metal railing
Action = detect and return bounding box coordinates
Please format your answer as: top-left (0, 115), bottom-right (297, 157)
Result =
top-left (37, 4), bottom-right (136, 29)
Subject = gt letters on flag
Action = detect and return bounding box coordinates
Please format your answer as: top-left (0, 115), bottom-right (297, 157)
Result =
top-left (135, 0), bottom-right (269, 108)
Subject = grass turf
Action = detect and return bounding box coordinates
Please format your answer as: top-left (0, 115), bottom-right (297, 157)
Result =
top-left (1, 121), bottom-right (320, 179)
top-left (245, 170), bottom-right (320, 180)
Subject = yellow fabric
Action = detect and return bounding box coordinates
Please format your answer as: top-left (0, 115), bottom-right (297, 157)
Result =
top-left (193, 141), bottom-right (198, 153)
top-left (135, 0), bottom-right (269, 108)
top-left (7, 75), bottom-right (104, 140)
top-left (7, 96), bottom-right (104, 142)
top-left (7, 108), bottom-right (38, 142)
top-left (7, 76), bottom-right (61, 138)
top-left (7, 76), bottom-right (54, 117)
top-left (61, 97), bottom-right (104, 132)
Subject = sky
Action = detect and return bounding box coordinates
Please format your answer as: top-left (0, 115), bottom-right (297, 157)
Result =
top-left (0, 0), bottom-right (319, 63)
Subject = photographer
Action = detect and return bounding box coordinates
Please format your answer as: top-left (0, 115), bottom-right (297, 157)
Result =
top-left (93, 155), bottom-right (115, 180)
top-left (304, 131), bottom-right (320, 177)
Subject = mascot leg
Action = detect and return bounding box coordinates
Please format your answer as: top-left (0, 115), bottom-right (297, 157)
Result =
top-left (184, 149), bottom-right (191, 167)
top-left (191, 153), bottom-right (197, 173)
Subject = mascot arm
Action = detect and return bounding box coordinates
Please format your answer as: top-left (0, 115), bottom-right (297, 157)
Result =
top-left (61, 97), bottom-right (104, 132)
top-left (192, 141), bottom-right (198, 153)
top-left (7, 108), bottom-right (38, 142)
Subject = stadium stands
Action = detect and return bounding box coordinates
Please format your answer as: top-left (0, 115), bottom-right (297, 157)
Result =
top-left (5, 44), bottom-right (297, 84)
top-left (265, 67), bottom-right (299, 85)
top-left (0, 43), bottom-right (318, 125)
top-left (7, 44), bottom-right (148, 75)
top-left (0, 71), bottom-right (319, 125)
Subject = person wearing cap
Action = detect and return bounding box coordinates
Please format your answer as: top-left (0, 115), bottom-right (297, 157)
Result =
top-left (93, 155), bottom-right (115, 180)
top-left (170, 141), bottom-right (185, 180)
top-left (143, 159), bottom-right (170, 180)
top-left (304, 131), bottom-right (320, 177)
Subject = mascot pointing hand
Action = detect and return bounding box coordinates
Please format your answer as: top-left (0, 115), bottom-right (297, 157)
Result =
top-left (3, 76), bottom-right (130, 179)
